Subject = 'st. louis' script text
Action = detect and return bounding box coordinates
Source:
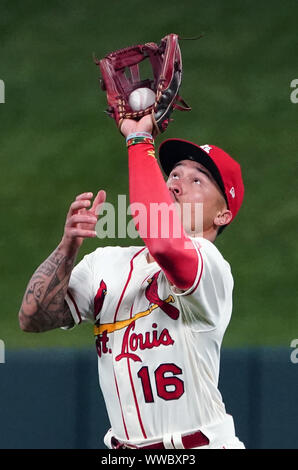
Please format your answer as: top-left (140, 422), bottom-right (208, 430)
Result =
top-left (96, 322), bottom-right (174, 361)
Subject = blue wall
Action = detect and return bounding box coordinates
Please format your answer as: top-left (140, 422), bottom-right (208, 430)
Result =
top-left (0, 347), bottom-right (297, 449)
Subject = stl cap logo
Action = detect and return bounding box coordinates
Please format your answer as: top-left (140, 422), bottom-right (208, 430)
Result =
top-left (230, 187), bottom-right (235, 198)
top-left (200, 144), bottom-right (212, 154)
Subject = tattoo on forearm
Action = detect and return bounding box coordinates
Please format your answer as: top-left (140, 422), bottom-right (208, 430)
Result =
top-left (20, 248), bottom-right (76, 331)
top-left (20, 302), bottom-right (74, 332)
top-left (39, 262), bottom-right (56, 277)
top-left (25, 277), bottom-right (46, 304)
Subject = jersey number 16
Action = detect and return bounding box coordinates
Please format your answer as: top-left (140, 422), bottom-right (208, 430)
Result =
top-left (137, 363), bottom-right (185, 402)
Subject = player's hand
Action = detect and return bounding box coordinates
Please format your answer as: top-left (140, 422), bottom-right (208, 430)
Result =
top-left (60, 190), bottom-right (106, 252)
top-left (121, 115), bottom-right (155, 139)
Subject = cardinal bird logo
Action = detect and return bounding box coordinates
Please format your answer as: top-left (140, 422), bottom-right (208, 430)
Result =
top-left (93, 271), bottom-right (180, 337)
top-left (145, 271), bottom-right (179, 320)
top-left (94, 280), bottom-right (107, 321)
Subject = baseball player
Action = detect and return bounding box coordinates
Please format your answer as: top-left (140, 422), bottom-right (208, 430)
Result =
top-left (19, 114), bottom-right (245, 449)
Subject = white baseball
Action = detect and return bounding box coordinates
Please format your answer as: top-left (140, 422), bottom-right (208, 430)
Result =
top-left (128, 87), bottom-right (156, 111)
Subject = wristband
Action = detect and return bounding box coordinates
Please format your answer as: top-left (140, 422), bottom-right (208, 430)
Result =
top-left (126, 132), bottom-right (153, 142)
top-left (126, 133), bottom-right (154, 148)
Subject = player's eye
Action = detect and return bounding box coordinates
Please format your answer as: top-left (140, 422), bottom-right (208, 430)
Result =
top-left (170, 173), bottom-right (179, 179)
top-left (194, 178), bottom-right (201, 184)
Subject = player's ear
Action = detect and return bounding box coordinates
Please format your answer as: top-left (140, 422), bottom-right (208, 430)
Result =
top-left (214, 209), bottom-right (232, 229)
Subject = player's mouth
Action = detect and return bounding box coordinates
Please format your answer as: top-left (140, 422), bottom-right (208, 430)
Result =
top-left (169, 189), bottom-right (179, 203)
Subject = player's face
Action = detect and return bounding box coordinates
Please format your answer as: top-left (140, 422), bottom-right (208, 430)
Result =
top-left (166, 159), bottom-right (228, 235)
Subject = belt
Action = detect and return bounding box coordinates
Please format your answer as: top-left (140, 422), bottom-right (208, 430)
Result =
top-left (111, 430), bottom-right (209, 450)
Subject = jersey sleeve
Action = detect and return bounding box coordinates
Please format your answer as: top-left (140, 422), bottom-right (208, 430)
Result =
top-left (170, 238), bottom-right (234, 331)
top-left (65, 253), bottom-right (95, 325)
top-left (128, 138), bottom-right (198, 291)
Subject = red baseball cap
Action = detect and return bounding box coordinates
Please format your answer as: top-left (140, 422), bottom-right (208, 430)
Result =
top-left (158, 138), bottom-right (244, 225)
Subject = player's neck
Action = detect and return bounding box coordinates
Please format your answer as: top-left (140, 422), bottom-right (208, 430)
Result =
top-left (146, 252), bottom-right (156, 264)
top-left (185, 227), bottom-right (216, 243)
top-left (202, 229), bottom-right (216, 243)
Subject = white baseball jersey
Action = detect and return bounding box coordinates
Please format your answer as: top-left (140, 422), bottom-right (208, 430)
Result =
top-left (65, 237), bottom-right (239, 447)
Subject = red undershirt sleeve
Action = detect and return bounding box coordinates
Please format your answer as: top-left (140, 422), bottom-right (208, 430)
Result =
top-left (127, 134), bottom-right (199, 291)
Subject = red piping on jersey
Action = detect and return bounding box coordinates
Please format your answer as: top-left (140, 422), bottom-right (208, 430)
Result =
top-left (141, 271), bottom-right (154, 286)
top-left (185, 246), bottom-right (204, 296)
top-left (127, 302), bottom-right (147, 439)
top-left (66, 289), bottom-right (82, 324)
top-left (112, 247), bottom-right (146, 440)
top-left (113, 247), bottom-right (146, 324)
top-left (113, 371), bottom-right (130, 441)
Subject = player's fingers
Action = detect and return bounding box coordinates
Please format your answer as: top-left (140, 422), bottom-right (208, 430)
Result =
top-left (66, 214), bottom-right (98, 227)
top-left (67, 228), bottom-right (97, 238)
top-left (90, 190), bottom-right (107, 216)
top-left (67, 199), bottom-right (91, 218)
top-left (75, 192), bottom-right (94, 201)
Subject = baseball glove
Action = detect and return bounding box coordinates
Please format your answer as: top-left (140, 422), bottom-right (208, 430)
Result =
top-left (95, 33), bottom-right (191, 134)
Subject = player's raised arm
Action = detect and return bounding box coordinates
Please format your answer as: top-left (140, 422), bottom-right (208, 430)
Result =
top-left (18, 191), bottom-right (105, 332)
top-left (121, 117), bottom-right (199, 291)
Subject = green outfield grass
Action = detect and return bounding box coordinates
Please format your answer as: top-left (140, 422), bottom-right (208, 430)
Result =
top-left (0, 0), bottom-right (298, 349)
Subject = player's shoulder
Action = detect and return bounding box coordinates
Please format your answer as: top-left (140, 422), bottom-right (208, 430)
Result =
top-left (191, 236), bottom-right (222, 257)
top-left (191, 236), bottom-right (231, 272)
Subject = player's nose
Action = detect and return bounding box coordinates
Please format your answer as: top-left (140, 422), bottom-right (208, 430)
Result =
top-left (168, 183), bottom-right (183, 200)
